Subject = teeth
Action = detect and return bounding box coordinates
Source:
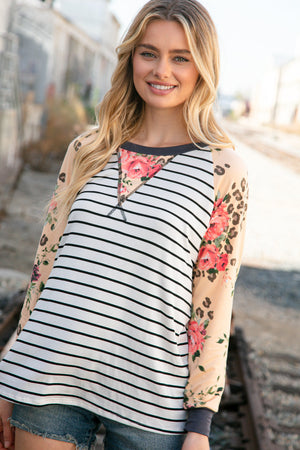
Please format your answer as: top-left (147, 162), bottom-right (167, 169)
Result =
top-left (150, 83), bottom-right (175, 90)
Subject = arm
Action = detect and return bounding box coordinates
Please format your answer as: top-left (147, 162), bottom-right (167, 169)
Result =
top-left (0, 141), bottom-right (76, 449)
top-left (184, 148), bottom-right (248, 437)
top-left (16, 130), bottom-right (99, 335)
top-left (16, 140), bottom-right (76, 335)
top-left (0, 132), bottom-right (98, 448)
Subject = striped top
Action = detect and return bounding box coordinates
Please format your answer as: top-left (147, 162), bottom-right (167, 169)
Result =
top-left (0, 134), bottom-right (248, 435)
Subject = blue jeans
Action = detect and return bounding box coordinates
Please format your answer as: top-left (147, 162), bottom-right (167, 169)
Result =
top-left (11, 403), bottom-right (185, 450)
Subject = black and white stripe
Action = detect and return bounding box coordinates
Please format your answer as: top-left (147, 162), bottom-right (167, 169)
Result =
top-left (0, 147), bottom-right (214, 433)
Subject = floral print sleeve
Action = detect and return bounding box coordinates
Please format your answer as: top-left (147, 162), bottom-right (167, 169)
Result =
top-left (16, 138), bottom-right (81, 334)
top-left (184, 147), bottom-right (248, 413)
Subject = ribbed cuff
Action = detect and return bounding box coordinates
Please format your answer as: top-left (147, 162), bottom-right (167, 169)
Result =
top-left (184, 408), bottom-right (214, 437)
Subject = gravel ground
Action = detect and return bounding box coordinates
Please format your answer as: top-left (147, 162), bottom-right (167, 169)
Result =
top-left (0, 122), bottom-right (299, 448)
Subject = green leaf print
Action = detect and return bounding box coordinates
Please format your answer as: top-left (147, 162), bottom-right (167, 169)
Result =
top-left (192, 350), bottom-right (200, 362)
top-left (214, 235), bottom-right (226, 247)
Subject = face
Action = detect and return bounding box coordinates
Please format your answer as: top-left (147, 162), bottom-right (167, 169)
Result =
top-left (132, 20), bottom-right (199, 112)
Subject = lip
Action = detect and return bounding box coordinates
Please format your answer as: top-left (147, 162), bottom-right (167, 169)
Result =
top-left (147, 81), bottom-right (176, 86)
top-left (146, 81), bottom-right (177, 95)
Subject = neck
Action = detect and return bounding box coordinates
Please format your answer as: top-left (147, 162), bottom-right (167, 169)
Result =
top-left (133, 106), bottom-right (191, 147)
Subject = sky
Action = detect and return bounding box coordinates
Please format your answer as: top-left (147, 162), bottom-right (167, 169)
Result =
top-left (110, 0), bottom-right (300, 98)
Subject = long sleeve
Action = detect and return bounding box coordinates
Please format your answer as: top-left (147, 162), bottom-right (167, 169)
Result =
top-left (184, 147), bottom-right (248, 418)
top-left (16, 140), bottom-right (77, 335)
top-left (0, 140), bottom-right (248, 435)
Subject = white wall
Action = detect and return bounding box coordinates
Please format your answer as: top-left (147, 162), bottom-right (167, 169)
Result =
top-left (13, 3), bottom-right (54, 104)
top-left (51, 11), bottom-right (117, 103)
top-left (251, 56), bottom-right (300, 127)
top-left (276, 58), bottom-right (300, 125)
top-left (251, 67), bottom-right (279, 124)
top-left (0, 0), bottom-right (15, 50)
top-left (54, 0), bottom-right (120, 48)
top-left (0, 0), bottom-right (22, 200)
top-left (0, 1), bottom-right (11, 33)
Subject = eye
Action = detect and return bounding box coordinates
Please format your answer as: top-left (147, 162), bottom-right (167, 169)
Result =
top-left (174, 56), bottom-right (189, 63)
top-left (140, 51), bottom-right (156, 58)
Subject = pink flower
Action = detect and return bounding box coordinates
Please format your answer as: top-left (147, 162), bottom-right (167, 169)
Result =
top-left (127, 159), bottom-right (150, 178)
top-left (122, 152), bottom-right (150, 178)
top-left (120, 150), bottom-right (132, 166)
top-left (205, 198), bottom-right (229, 241)
top-left (148, 163), bottom-right (162, 178)
top-left (31, 264), bottom-right (41, 282)
top-left (120, 149), bottom-right (163, 180)
top-left (120, 184), bottom-right (128, 194)
top-left (188, 320), bottom-right (207, 354)
top-left (216, 253), bottom-right (229, 271)
top-left (48, 199), bottom-right (57, 212)
top-left (198, 244), bottom-right (219, 270)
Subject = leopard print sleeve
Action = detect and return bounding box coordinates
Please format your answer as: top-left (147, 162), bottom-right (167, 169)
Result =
top-left (184, 147), bottom-right (248, 413)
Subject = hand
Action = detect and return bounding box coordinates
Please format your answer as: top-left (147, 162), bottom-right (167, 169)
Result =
top-left (182, 432), bottom-right (209, 450)
top-left (0, 400), bottom-right (14, 449)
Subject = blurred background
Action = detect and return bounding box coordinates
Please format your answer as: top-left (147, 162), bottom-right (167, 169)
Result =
top-left (0, 1), bottom-right (299, 447)
top-left (0, 0), bottom-right (300, 180)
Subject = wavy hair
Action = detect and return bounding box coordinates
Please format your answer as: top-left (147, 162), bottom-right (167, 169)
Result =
top-left (57, 0), bottom-right (233, 220)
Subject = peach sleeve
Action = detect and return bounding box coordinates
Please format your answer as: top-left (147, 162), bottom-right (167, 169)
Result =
top-left (184, 147), bottom-right (249, 413)
top-left (16, 140), bottom-right (77, 334)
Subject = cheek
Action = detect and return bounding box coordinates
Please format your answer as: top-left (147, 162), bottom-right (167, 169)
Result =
top-left (132, 56), bottom-right (148, 82)
top-left (132, 62), bottom-right (148, 100)
top-left (183, 70), bottom-right (199, 93)
top-left (132, 68), bottom-right (144, 97)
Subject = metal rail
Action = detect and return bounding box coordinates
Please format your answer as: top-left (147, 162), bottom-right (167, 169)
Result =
top-left (233, 328), bottom-right (283, 450)
top-left (211, 327), bottom-right (285, 449)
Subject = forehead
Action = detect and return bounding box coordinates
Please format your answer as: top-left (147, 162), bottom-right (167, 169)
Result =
top-left (139, 20), bottom-right (189, 49)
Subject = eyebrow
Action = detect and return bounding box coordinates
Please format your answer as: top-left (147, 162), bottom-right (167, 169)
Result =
top-left (137, 44), bottom-right (191, 54)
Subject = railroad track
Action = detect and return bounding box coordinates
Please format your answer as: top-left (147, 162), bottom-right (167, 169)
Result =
top-left (255, 350), bottom-right (300, 449)
top-left (211, 327), bottom-right (300, 450)
top-left (0, 295), bottom-right (299, 449)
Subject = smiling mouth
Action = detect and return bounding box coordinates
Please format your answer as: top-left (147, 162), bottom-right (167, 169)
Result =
top-left (148, 83), bottom-right (177, 90)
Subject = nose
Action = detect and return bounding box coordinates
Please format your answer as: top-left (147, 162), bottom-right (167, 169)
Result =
top-left (153, 56), bottom-right (171, 79)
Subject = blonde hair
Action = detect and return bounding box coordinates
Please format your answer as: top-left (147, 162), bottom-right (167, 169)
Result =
top-left (57, 0), bottom-right (233, 220)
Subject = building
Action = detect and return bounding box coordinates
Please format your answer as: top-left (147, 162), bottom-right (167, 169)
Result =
top-left (0, 0), bottom-right (22, 200)
top-left (0, 0), bottom-right (120, 148)
top-left (274, 57), bottom-right (300, 126)
top-left (53, 0), bottom-right (120, 102)
top-left (13, 0), bottom-right (120, 140)
top-left (51, 7), bottom-right (119, 103)
top-left (0, 0), bottom-right (120, 209)
top-left (251, 50), bottom-right (300, 128)
top-left (54, 0), bottom-right (119, 48)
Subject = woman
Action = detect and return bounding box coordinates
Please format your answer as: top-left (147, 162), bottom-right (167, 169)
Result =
top-left (0, 0), bottom-right (248, 449)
